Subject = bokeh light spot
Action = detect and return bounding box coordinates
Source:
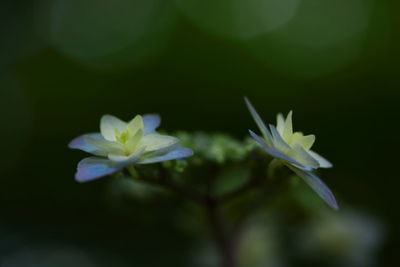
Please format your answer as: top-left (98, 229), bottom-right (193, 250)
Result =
top-left (244, 0), bottom-right (375, 77)
top-left (175, 0), bottom-right (300, 40)
top-left (37, 0), bottom-right (177, 70)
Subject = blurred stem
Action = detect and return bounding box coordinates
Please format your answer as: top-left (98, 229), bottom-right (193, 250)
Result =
top-left (156, 175), bottom-right (205, 203)
top-left (218, 170), bottom-right (263, 203)
top-left (267, 159), bottom-right (281, 179)
top-left (218, 159), bottom-right (280, 203)
top-left (206, 196), bottom-right (237, 267)
top-left (127, 166), bottom-right (139, 179)
top-left (131, 163), bottom-right (283, 267)
top-left (131, 167), bottom-right (205, 203)
top-left (127, 166), bottom-right (237, 266)
top-left (205, 165), bottom-right (237, 267)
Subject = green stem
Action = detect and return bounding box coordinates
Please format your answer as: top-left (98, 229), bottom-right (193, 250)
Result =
top-left (206, 196), bottom-right (237, 267)
top-left (267, 159), bottom-right (281, 179)
top-left (127, 165), bottom-right (139, 179)
top-left (128, 167), bottom-right (205, 203)
top-left (218, 172), bottom-right (263, 203)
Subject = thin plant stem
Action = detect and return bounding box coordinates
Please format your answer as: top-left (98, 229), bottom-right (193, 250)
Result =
top-left (128, 167), bottom-right (205, 204)
top-left (206, 196), bottom-right (237, 267)
top-left (127, 164), bottom-right (281, 267)
top-left (218, 173), bottom-right (262, 203)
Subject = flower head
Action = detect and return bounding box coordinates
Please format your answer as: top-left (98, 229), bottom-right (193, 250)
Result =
top-left (69, 114), bottom-right (193, 182)
top-left (245, 97), bottom-right (338, 210)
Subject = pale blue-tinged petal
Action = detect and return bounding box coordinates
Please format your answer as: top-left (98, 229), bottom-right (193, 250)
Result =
top-left (269, 124), bottom-right (291, 151)
top-left (138, 133), bottom-right (179, 152)
top-left (108, 148), bottom-right (145, 163)
top-left (244, 97), bottom-right (273, 146)
top-left (85, 136), bottom-right (125, 156)
top-left (138, 146), bottom-right (193, 164)
top-left (70, 133), bottom-right (124, 157)
top-left (75, 157), bottom-right (126, 182)
top-left (100, 115), bottom-right (127, 141)
top-left (282, 111), bottom-right (293, 141)
top-left (308, 150), bottom-right (333, 168)
top-left (287, 144), bottom-right (320, 169)
top-left (68, 133), bottom-right (103, 154)
top-left (143, 114), bottom-right (161, 134)
top-left (276, 113), bottom-right (285, 134)
top-left (126, 115), bottom-right (144, 137)
top-left (249, 130), bottom-right (311, 171)
top-left (263, 127), bottom-right (273, 145)
top-left (288, 166), bottom-right (339, 210)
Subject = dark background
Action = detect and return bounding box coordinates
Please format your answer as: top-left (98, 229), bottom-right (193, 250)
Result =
top-left (1, 0), bottom-right (399, 266)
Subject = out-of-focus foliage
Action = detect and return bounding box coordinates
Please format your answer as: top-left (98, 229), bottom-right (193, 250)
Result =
top-left (297, 210), bottom-right (384, 267)
top-left (175, 131), bottom-right (255, 164)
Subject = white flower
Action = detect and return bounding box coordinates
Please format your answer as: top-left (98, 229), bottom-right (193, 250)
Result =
top-left (245, 98), bottom-right (338, 210)
top-left (69, 114), bottom-right (193, 182)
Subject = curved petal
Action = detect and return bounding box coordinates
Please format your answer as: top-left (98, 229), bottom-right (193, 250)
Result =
top-left (138, 146), bottom-right (193, 164)
top-left (308, 150), bottom-right (333, 168)
top-left (276, 113), bottom-right (285, 134)
top-left (126, 115), bottom-right (144, 137)
top-left (288, 166), bottom-right (339, 210)
top-left (249, 130), bottom-right (311, 171)
top-left (291, 132), bottom-right (315, 150)
top-left (68, 133), bottom-right (106, 155)
top-left (244, 97), bottom-right (273, 146)
top-left (75, 157), bottom-right (126, 182)
top-left (125, 129), bottom-right (144, 154)
top-left (143, 114), bottom-right (161, 134)
top-left (282, 111), bottom-right (293, 141)
top-left (108, 148), bottom-right (145, 163)
top-left (100, 115), bottom-right (127, 141)
top-left (85, 136), bottom-right (125, 156)
top-left (287, 144), bottom-right (319, 169)
top-left (139, 133), bottom-right (179, 152)
top-left (269, 124), bottom-right (291, 151)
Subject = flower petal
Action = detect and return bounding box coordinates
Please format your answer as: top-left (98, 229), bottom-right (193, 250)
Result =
top-left (100, 115), bottom-right (127, 141)
top-left (139, 133), bottom-right (179, 152)
top-left (288, 166), bottom-right (339, 210)
top-left (269, 124), bottom-right (291, 151)
top-left (75, 157), bottom-right (126, 182)
top-left (308, 150), bottom-right (333, 168)
top-left (287, 144), bottom-right (319, 169)
top-left (68, 133), bottom-right (103, 154)
top-left (85, 136), bottom-right (125, 156)
top-left (282, 111), bottom-right (293, 141)
top-left (126, 115), bottom-right (144, 137)
top-left (125, 129), bottom-right (144, 154)
top-left (249, 130), bottom-right (311, 171)
top-left (138, 146), bottom-right (193, 164)
top-left (276, 113), bottom-right (285, 135)
top-left (291, 132), bottom-right (315, 150)
top-left (143, 114), bottom-right (161, 134)
top-left (244, 97), bottom-right (273, 145)
top-left (108, 148), bottom-right (145, 163)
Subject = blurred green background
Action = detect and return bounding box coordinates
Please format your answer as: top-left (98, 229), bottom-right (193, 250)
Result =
top-left (1, 0), bottom-right (399, 266)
